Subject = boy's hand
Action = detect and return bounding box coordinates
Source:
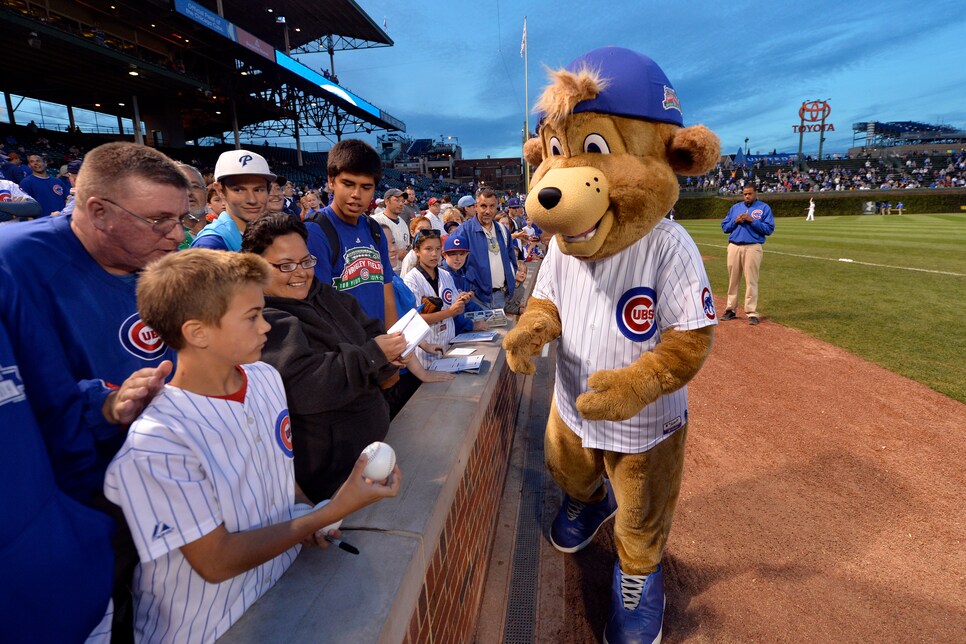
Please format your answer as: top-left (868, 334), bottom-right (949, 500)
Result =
top-left (329, 455), bottom-right (402, 518)
top-left (375, 332), bottom-right (407, 362)
top-left (449, 299), bottom-right (466, 316)
top-left (421, 343), bottom-right (445, 356)
top-left (104, 360), bottom-right (173, 425)
top-left (472, 320), bottom-right (489, 331)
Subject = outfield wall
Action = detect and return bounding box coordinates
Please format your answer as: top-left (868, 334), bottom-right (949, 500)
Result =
top-left (674, 189), bottom-right (966, 219)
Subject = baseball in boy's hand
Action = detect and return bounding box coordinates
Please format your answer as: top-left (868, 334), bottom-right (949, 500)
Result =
top-left (361, 442), bottom-right (396, 483)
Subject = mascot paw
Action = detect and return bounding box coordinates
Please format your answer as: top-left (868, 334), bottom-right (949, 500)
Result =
top-left (577, 368), bottom-right (661, 421)
top-left (503, 326), bottom-right (542, 375)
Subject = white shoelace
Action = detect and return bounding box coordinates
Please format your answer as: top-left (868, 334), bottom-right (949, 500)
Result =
top-left (620, 572), bottom-right (649, 610)
top-left (565, 498), bottom-right (587, 521)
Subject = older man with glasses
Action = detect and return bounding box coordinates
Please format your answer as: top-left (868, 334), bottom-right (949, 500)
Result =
top-left (0, 141), bottom-right (190, 641)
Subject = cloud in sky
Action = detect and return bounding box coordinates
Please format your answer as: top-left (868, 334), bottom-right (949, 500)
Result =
top-left (287, 0), bottom-right (965, 159)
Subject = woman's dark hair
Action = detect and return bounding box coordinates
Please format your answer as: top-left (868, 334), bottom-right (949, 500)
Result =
top-left (241, 213), bottom-right (308, 255)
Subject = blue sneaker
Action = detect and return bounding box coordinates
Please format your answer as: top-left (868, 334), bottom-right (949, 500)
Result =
top-left (603, 563), bottom-right (666, 644)
top-left (549, 480), bottom-right (617, 553)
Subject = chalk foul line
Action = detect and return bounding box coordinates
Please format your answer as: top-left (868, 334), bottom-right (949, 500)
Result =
top-left (697, 243), bottom-right (965, 277)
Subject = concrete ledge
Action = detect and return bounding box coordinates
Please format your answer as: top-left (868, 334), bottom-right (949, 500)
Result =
top-left (221, 330), bottom-right (519, 644)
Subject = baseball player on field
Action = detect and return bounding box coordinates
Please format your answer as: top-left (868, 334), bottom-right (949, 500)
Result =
top-left (104, 250), bottom-right (399, 643)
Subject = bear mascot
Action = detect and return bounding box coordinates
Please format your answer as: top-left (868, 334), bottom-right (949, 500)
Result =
top-left (503, 47), bottom-right (720, 643)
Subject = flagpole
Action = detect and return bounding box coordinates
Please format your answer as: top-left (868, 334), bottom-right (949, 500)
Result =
top-left (523, 16), bottom-right (530, 194)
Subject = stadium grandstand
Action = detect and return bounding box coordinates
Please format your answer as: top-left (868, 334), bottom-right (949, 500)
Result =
top-left (1, 0), bottom-right (404, 177)
top-left (852, 120), bottom-right (966, 150)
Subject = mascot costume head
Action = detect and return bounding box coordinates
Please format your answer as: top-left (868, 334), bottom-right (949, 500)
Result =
top-left (504, 47), bottom-right (720, 643)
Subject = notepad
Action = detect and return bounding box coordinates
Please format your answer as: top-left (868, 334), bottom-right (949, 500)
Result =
top-left (451, 331), bottom-right (498, 343)
top-left (447, 347), bottom-right (476, 357)
top-left (387, 308), bottom-right (431, 357)
top-left (428, 355), bottom-right (484, 373)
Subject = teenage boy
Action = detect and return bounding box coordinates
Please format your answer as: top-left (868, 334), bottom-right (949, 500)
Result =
top-left (104, 249), bottom-right (400, 643)
top-left (192, 150), bottom-right (275, 251)
top-left (306, 139), bottom-right (398, 325)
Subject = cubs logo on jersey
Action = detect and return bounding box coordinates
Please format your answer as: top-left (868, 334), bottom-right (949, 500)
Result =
top-left (274, 409), bottom-right (294, 458)
top-left (118, 313), bottom-right (167, 360)
top-left (751, 208), bottom-right (763, 220)
top-left (441, 287), bottom-right (455, 305)
top-left (701, 287), bottom-right (716, 320)
top-left (616, 286), bottom-right (658, 342)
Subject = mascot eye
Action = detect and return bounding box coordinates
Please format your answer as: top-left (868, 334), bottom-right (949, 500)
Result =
top-left (549, 136), bottom-right (564, 156)
top-left (583, 133), bottom-right (610, 154)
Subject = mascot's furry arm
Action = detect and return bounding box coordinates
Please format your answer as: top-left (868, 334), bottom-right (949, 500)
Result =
top-left (503, 298), bottom-right (562, 375)
top-left (577, 326), bottom-right (713, 421)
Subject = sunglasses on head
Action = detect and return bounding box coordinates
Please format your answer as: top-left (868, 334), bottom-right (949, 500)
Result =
top-left (413, 229), bottom-right (441, 243)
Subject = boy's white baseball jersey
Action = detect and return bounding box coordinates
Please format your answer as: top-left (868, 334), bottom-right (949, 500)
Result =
top-left (533, 219), bottom-right (717, 454)
top-left (404, 266), bottom-right (460, 367)
top-left (104, 362), bottom-right (299, 644)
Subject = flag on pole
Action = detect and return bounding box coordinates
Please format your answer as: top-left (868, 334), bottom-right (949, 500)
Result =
top-left (383, 17), bottom-right (388, 32)
top-left (520, 18), bottom-right (527, 58)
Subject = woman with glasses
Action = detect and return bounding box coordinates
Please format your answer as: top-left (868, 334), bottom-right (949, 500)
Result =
top-left (240, 213), bottom-right (408, 504)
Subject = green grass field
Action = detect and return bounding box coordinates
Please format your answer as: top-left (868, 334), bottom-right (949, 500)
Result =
top-left (678, 213), bottom-right (966, 403)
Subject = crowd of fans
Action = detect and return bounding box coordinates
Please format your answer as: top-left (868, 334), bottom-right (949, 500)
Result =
top-left (0, 134), bottom-right (544, 643)
top-left (681, 149), bottom-right (966, 195)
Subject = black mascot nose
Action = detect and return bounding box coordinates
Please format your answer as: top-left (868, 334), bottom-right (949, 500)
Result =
top-left (538, 187), bottom-right (562, 209)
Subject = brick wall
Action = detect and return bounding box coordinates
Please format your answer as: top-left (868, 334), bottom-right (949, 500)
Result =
top-left (404, 362), bottom-right (519, 644)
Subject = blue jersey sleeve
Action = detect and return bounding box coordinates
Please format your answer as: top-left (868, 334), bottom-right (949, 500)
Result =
top-left (190, 234), bottom-right (229, 251)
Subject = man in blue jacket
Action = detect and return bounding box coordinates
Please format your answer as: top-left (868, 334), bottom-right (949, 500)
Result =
top-left (453, 187), bottom-right (525, 309)
top-left (720, 184), bottom-right (775, 325)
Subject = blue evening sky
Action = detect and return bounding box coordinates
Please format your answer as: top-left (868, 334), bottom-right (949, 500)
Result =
top-left (294, 0), bottom-right (966, 159)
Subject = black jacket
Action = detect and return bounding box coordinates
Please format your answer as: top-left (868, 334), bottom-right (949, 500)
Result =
top-left (262, 280), bottom-right (396, 502)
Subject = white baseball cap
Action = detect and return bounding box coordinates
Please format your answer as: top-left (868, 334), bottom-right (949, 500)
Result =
top-left (214, 150), bottom-right (277, 183)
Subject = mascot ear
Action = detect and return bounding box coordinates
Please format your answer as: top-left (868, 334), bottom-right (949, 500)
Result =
top-left (524, 137), bottom-right (544, 168)
top-left (667, 125), bottom-right (720, 176)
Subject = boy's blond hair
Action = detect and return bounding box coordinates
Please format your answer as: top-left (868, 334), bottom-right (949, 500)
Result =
top-left (138, 249), bottom-right (271, 350)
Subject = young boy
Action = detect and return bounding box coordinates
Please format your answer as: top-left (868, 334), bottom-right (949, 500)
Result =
top-left (192, 150), bottom-right (275, 251)
top-left (439, 233), bottom-right (483, 313)
top-left (304, 139), bottom-right (398, 325)
top-left (104, 249), bottom-right (400, 643)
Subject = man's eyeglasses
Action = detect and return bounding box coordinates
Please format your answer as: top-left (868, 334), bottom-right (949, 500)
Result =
top-left (412, 229), bottom-right (441, 244)
top-left (268, 256), bottom-right (318, 273)
top-left (101, 197), bottom-right (193, 235)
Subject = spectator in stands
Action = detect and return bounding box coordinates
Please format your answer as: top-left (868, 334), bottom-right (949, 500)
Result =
top-left (241, 213), bottom-right (405, 502)
top-left (310, 139), bottom-right (398, 325)
top-left (177, 164), bottom-right (209, 249)
top-left (443, 209), bottom-right (462, 235)
top-left (372, 188), bottom-right (411, 271)
top-left (267, 180), bottom-right (286, 215)
top-left (1, 151), bottom-right (26, 183)
top-left (457, 194), bottom-right (476, 221)
top-left (59, 159), bottom-right (84, 217)
top-left (192, 150), bottom-right (274, 251)
top-left (206, 184), bottom-right (224, 222)
top-left (104, 248), bottom-right (401, 643)
top-left (424, 197), bottom-right (445, 230)
top-left (300, 190), bottom-right (323, 220)
top-left (0, 177), bottom-right (39, 223)
top-left (0, 141), bottom-right (190, 639)
top-left (281, 179), bottom-right (302, 219)
top-left (19, 154), bottom-right (67, 217)
top-left (401, 185), bottom-right (418, 223)
top-left (453, 188), bottom-right (524, 309)
top-left (399, 215), bottom-right (431, 278)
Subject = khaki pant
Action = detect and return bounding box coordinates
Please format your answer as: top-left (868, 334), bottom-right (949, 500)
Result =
top-left (726, 242), bottom-right (763, 318)
top-left (545, 399), bottom-right (688, 576)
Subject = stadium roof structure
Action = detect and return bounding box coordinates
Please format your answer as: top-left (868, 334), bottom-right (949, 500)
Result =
top-left (212, 0), bottom-right (393, 52)
top-left (2, 0), bottom-right (402, 145)
top-left (853, 120), bottom-right (966, 147)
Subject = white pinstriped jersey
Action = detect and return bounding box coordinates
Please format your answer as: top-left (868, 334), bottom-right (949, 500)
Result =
top-left (104, 362), bottom-right (299, 644)
top-left (404, 266), bottom-right (460, 367)
top-left (533, 219), bottom-right (717, 454)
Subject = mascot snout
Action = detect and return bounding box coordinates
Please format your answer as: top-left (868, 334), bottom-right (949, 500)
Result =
top-left (526, 167), bottom-right (613, 255)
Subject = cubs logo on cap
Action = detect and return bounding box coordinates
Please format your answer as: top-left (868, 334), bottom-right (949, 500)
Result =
top-left (443, 234), bottom-right (470, 254)
top-left (538, 47), bottom-right (685, 127)
top-left (275, 409), bottom-right (294, 458)
top-left (702, 287), bottom-right (716, 321)
top-left (118, 313), bottom-right (167, 360)
top-left (615, 286), bottom-right (658, 342)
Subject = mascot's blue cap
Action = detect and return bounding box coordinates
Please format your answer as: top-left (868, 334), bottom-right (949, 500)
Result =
top-left (564, 47), bottom-right (684, 127)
